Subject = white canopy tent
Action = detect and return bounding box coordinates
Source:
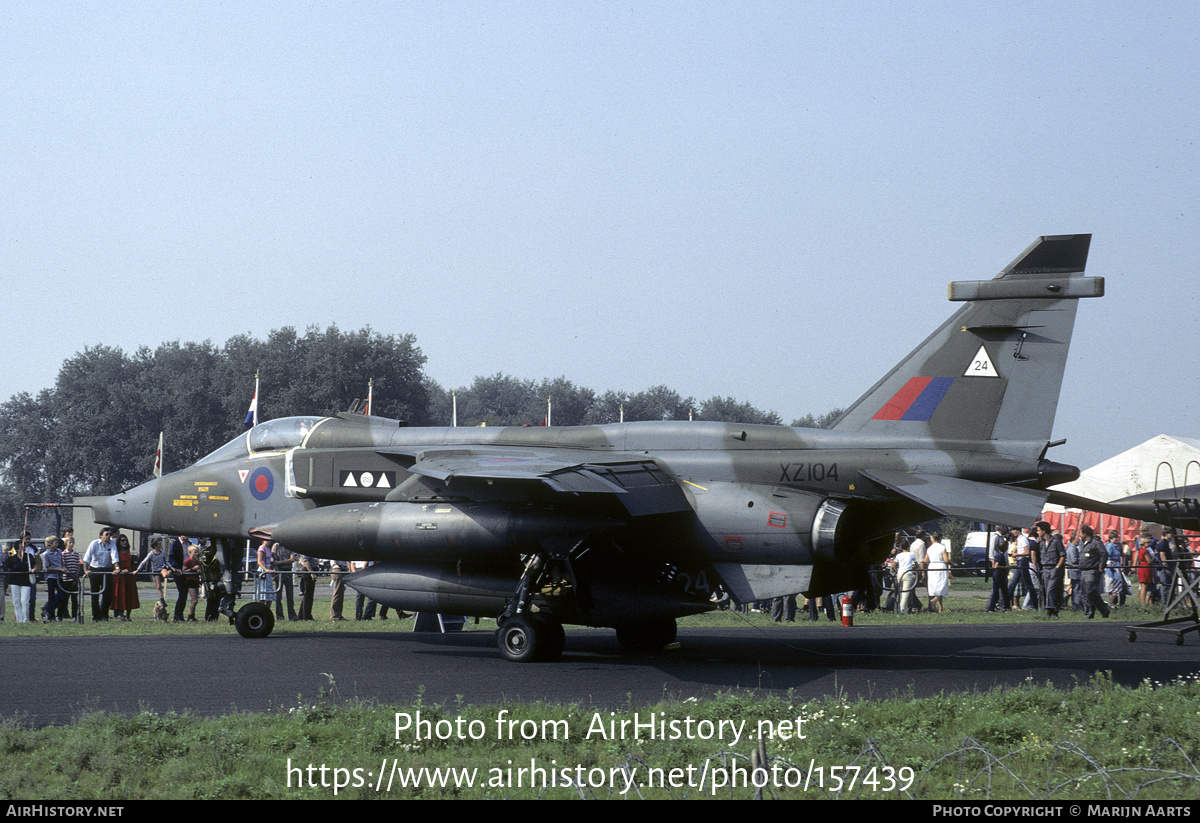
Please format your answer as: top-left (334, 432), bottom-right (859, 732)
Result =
top-left (1053, 435), bottom-right (1200, 503)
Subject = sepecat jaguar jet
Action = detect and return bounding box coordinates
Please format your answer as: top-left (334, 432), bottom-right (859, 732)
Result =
top-left (92, 234), bottom-right (1104, 661)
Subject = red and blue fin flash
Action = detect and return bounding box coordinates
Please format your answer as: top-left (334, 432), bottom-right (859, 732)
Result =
top-left (871, 376), bottom-right (956, 421)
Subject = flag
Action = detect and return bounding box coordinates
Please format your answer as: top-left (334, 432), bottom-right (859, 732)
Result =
top-left (153, 432), bottom-right (163, 478)
top-left (244, 373), bottom-right (259, 429)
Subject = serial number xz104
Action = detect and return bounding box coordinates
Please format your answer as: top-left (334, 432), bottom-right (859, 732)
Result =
top-left (779, 462), bottom-right (838, 483)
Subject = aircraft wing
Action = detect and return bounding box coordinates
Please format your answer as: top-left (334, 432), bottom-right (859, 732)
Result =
top-left (406, 448), bottom-right (609, 484)
top-left (863, 469), bottom-right (1049, 527)
top-left (399, 448), bottom-right (694, 517)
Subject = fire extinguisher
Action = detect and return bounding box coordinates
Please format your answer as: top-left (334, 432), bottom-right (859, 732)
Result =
top-left (841, 595), bottom-right (853, 627)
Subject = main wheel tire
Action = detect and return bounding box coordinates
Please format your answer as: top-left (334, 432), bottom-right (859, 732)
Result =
top-left (235, 602), bottom-right (275, 639)
top-left (616, 617), bottom-right (677, 653)
top-left (497, 614), bottom-right (543, 662)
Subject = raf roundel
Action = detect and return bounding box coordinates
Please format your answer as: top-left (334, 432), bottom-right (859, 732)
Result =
top-left (248, 467), bottom-right (274, 500)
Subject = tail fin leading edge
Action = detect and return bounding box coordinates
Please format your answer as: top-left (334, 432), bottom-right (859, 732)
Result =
top-left (831, 234), bottom-right (1100, 444)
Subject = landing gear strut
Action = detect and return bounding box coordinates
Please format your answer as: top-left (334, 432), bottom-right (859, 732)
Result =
top-left (200, 539), bottom-right (236, 622)
top-left (205, 538), bottom-right (276, 639)
top-left (496, 553), bottom-right (566, 662)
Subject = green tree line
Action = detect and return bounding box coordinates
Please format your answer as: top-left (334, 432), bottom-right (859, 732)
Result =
top-left (0, 325), bottom-right (839, 530)
top-left (435, 373), bottom-right (793, 429)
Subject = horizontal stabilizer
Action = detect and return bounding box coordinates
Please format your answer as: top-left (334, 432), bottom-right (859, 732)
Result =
top-left (863, 470), bottom-right (1049, 527)
top-left (948, 276), bottom-right (1103, 301)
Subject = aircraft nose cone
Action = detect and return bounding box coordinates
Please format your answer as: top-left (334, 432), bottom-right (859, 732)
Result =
top-left (89, 495), bottom-right (117, 525)
top-left (92, 479), bottom-right (158, 531)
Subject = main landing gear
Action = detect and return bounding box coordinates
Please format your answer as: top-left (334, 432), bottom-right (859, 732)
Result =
top-left (496, 612), bottom-right (679, 662)
top-left (494, 550), bottom-right (683, 662)
top-left (496, 552), bottom-right (567, 662)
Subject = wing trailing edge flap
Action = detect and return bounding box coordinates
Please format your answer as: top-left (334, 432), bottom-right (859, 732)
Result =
top-left (403, 449), bottom-right (692, 517)
top-left (862, 469), bottom-right (1049, 527)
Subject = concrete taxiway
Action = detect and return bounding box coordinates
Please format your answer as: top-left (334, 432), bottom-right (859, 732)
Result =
top-left (6, 621), bottom-right (1198, 724)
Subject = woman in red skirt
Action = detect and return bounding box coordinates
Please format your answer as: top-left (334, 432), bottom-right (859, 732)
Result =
top-left (112, 532), bottom-right (141, 621)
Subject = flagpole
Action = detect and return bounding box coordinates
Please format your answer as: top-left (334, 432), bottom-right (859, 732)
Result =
top-left (452, 391), bottom-right (457, 427)
top-left (366, 377), bottom-right (373, 416)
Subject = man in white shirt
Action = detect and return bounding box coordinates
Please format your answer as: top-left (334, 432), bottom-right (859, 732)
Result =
top-left (1013, 528), bottom-right (1040, 610)
top-left (82, 527), bottom-right (118, 621)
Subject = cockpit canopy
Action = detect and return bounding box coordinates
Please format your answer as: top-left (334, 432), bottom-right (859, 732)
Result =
top-left (195, 416), bottom-right (323, 465)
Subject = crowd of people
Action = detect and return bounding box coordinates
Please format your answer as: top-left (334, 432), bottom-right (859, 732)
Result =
top-left (1, 529), bottom-right (398, 625)
top-left (980, 523), bottom-right (1191, 618)
top-left (247, 538), bottom-right (405, 623)
top-left (1, 529), bottom-right (88, 624)
top-left (763, 522), bottom-right (1196, 624)
top-left (7, 523), bottom-right (1195, 626)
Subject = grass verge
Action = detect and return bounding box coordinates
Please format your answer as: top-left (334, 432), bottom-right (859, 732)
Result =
top-left (1, 672), bottom-right (1198, 799)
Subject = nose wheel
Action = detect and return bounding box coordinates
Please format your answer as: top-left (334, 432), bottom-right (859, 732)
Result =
top-left (235, 602), bottom-right (275, 638)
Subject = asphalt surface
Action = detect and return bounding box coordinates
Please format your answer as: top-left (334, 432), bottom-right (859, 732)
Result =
top-left (6, 620), bottom-right (1199, 724)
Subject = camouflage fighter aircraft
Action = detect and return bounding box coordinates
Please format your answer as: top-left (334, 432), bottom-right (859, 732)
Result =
top-left (93, 234), bottom-right (1105, 661)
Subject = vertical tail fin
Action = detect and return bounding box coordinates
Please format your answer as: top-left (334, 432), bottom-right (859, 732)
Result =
top-left (831, 234), bottom-right (1100, 443)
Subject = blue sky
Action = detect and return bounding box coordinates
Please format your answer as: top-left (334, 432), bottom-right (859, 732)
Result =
top-left (1, 2), bottom-right (1196, 470)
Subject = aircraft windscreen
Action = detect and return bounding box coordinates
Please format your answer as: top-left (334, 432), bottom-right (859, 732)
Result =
top-left (247, 416), bottom-right (322, 453)
top-left (194, 433), bottom-right (249, 466)
top-left (194, 416), bottom-right (322, 466)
